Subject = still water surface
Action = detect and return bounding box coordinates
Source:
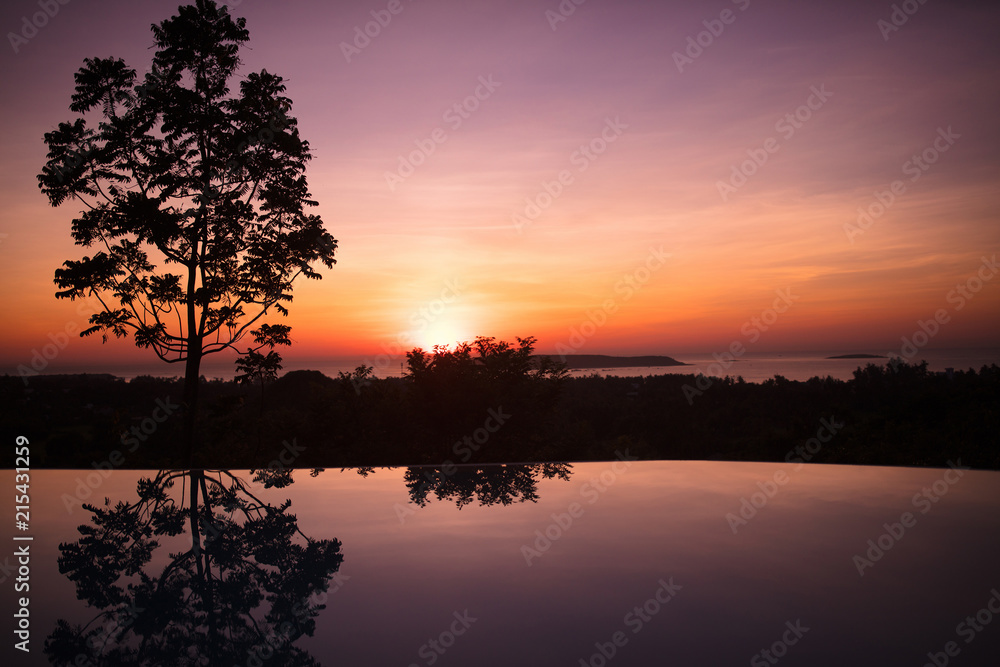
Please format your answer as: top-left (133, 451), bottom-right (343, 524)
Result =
top-left (6, 461), bottom-right (1000, 665)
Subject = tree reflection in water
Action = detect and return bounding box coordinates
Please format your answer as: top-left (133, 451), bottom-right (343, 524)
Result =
top-left (405, 463), bottom-right (573, 509)
top-left (45, 469), bottom-right (343, 666)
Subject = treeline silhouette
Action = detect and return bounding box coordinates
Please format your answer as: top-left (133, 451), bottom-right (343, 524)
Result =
top-left (3, 338), bottom-right (998, 469)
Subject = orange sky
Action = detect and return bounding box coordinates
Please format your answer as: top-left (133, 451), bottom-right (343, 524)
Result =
top-left (1, 0), bottom-right (998, 373)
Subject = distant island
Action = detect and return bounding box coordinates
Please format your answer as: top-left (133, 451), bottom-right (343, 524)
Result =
top-left (540, 354), bottom-right (688, 369)
top-left (827, 354), bottom-right (888, 359)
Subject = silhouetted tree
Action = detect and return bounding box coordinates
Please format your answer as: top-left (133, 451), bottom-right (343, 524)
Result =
top-left (404, 336), bottom-right (568, 448)
top-left (235, 324), bottom-right (291, 401)
top-left (405, 336), bottom-right (567, 388)
top-left (38, 0), bottom-right (336, 464)
top-left (45, 469), bottom-right (343, 665)
top-left (405, 463), bottom-right (572, 508)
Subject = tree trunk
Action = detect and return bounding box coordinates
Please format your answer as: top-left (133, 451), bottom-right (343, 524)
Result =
top-left (182, 336), bottom-right (202, 467)
top-left (189, 469), bottom-right (202, 560)
top-left (183, 233), bottom-right (202, 467)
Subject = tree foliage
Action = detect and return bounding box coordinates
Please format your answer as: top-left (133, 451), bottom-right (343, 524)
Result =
top-left (45, 469), bottom-right (343, 665)
top-left (405, 336), bottom-right (566, 385)
top-left (405, 463), bottom-right (572, 509)
top-left (37, 0), bottom-right (335, 408)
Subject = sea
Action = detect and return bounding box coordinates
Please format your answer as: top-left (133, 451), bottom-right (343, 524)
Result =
top-left (25, 347), bottom-right (1000, 384)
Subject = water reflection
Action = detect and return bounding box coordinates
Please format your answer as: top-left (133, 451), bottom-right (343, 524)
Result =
top-left (44, 469), bottom-right (343, 666)
top-left (404, 462), bottom-right (573, 508)
top-left (26, 462), bottom-right (1000, 666)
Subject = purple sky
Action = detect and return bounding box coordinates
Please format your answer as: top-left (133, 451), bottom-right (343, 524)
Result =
top-left (1, 0), bottom-right (998, 368)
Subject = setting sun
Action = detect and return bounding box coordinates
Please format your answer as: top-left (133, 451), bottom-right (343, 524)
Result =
top-left (415, 320), bottom-right (475, 352)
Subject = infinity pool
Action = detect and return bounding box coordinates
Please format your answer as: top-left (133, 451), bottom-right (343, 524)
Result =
top-left (6, 460), bottom-right (1000, 666)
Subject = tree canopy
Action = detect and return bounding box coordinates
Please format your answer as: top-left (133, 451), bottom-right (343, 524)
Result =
top-left (38, 0), bottom-right (336, 459)
top-left (45, 469), bottom-right (343, 665)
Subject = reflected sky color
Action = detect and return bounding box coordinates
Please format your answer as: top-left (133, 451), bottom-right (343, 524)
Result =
top-left (0, 0), bottom-right (998, 371)
top-left (10, 461), bottom-right (1000, 665)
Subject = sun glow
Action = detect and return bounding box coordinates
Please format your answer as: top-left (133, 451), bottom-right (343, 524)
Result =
top-left (416, 321), bottom-right (475, 352)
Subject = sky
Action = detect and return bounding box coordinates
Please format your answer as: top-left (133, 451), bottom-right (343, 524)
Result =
top-left (1, 0), bottom-right (998, 374)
